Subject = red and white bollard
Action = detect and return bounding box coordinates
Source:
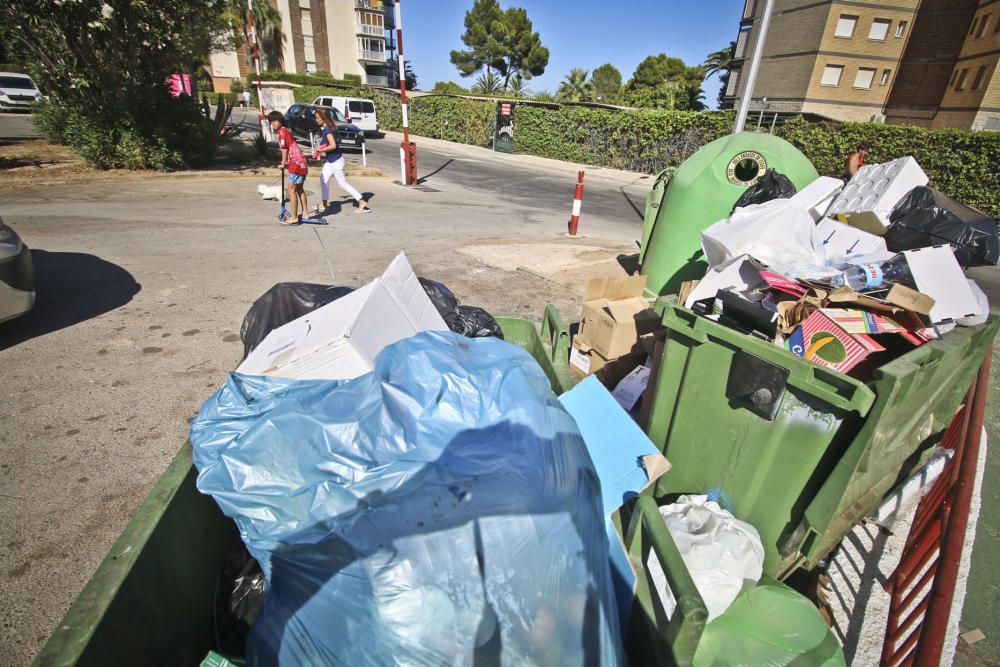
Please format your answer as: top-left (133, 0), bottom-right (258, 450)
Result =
top-left (568, 170), bottom-right (585, 235)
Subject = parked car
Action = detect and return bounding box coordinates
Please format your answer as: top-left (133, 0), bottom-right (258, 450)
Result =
top-left (0, 72), bottom-right (42, 112)
top-left (311, 95), bottom-right (379, 134)
top-left (283, 103), bottom-right (365, 151)
top-left (0, 218), bottom-right (35, 323)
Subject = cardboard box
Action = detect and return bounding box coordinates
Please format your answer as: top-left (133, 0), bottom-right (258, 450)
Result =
top-left (238, 252), bottom-right (448, 380)
top-left (578, 275), bottom-right (662, 359)
top-left (787, 310), bottom-right (885, 374)
top-left (903, 245), bottom-right (983, 324)
top-left (570, 337), bottom-right (646, 388)
top-left (816, 218), bottom-right (895, 265)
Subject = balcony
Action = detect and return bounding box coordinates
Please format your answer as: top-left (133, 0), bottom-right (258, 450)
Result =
top-left (355, 0), bottom-right (381, 10)
top-left (356, 23), bottom-right (385, 37)
top-left (364, 74), bottom-right (388, 87)
top-left (359, 50), bottom-right (386, 62)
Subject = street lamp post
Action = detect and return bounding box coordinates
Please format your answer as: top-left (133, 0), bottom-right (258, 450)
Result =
top-left (734, 0), bottom-right (775, 134)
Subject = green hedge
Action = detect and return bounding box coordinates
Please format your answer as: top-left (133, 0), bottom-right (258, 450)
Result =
top-left (281, 83), bottom-right (998, 216)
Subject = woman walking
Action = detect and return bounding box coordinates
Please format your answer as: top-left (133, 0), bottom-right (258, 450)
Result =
top-left (313, 108), bottom-right (370, 214)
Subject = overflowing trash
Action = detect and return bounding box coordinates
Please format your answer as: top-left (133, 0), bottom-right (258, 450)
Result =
top-left (240, 282), bottom-right (355, 358)
top-left (682, 158), bottom-right (997, 380)
top-left (646, 495), bottom-right (765, 623)
top-left (192, 331), bottom-right (624, 665)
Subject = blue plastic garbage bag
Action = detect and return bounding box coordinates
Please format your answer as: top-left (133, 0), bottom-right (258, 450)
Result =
top-left (191, 331), bottom-right (624, 666)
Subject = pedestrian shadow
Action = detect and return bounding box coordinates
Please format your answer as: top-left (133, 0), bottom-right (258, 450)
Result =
top-left (0, 249), bottom-right (141, 351)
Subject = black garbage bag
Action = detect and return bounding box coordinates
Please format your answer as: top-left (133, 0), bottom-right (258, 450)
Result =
top-left (445, 305), bottom-right (505, 339)
top-left (240, 283), bottom-right (355, 359)
top-left (417, 277), bottom-right (459, 318)
top-left (212, 546), bottom-right (265, 654)
top-left (418, 277), bottom-right (504, 339)
top-left (731, 168), bottom-right (797, 213)
top-left (886, 186), bottom-right (1000, 267)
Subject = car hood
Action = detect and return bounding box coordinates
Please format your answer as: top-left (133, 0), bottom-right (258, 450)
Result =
top-left (337, 123), bottom-right (363, 134)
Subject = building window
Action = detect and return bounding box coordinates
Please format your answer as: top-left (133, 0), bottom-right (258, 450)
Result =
top-left (735, 29), bottom-right (750, 58)
top-left (742, 0), bottom-right (756, 20)
top-left (976, 14), bottom-right (991, 38)
top-left (854, 67), bottom-right (876, 89)
top-left (956, 68), bottom-right (969, 91)
top-left (835, 15), bottom-right (858, 38)
top-left (726, 68), bottom-right (741, 96)
top-left (972, 65), bottom-right (988, 90)
top-left (895, 21), bottom-right (907, 38)
top-left (869, 19), bottom-right (891, 41)
top-left (995, 16), bottom-right (1000, 34)
top-left (880, 68), bottom-right (891, 86)
top-left (821, 64), bottom-right (844, 87)
top-left (306, 62), bottom-right (317, 73)
top-left (950, 69), bottom-right (959, 87)
top-left (985, 117), bottom-right (1000, 131)
top-left (969, 17), bottom-right (979, 37)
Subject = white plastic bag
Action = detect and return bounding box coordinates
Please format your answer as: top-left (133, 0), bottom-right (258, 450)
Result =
top-left (646, 494), bottom-right (764, 622)
top-left (701, 199), bottom-right (837, 280)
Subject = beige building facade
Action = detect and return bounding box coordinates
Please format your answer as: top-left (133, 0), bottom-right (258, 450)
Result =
top-left (210, 0), bottom-right (394, 90)
top-left (727, 0), bottom-right (1000, 130)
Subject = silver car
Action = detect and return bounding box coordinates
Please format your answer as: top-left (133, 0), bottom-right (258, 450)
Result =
top-left (0, 219), bottom-right (35, 322)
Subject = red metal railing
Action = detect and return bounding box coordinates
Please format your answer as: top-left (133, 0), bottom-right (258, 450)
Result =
top-left (881, 352), bottom-right (991, 666)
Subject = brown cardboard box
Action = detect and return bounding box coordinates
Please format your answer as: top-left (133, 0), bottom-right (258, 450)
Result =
top-left (578, 276), bottom-right (663, 359)
top-left (569, 338), bottom-right (646, 389)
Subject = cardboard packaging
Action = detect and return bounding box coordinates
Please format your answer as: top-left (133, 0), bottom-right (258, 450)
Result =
top-left (578, 275), bottom-right (662, 359)
top-left (238, 252), bottom-right (448, 380)
top-left (787, 310), bottom-right (885, 374)
top-left (827, 157), bottom-right (929, 235)
top-left (902, 245), bottom-right (984, 324)
top-left (570, 337), bottom-right (647, 387)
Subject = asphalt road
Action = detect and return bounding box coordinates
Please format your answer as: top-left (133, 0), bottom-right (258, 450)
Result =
top-left (0, 113), bottom-right (36, 139)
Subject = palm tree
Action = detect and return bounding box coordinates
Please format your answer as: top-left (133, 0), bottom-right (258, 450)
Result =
top-left (703, 42), bottom-right (736, 81)
top-left (507, 74), bottom-right (531, 97)
top-left (471, 70), bottom-right (503, 95)
top-left (556, 68), bottom-right (595, 103)
top-left (533, 90), bottom-right (555, 102)
top-left (227, 0), bottom-right (284, 76)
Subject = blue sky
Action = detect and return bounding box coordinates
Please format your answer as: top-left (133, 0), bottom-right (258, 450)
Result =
top-left (400, 0), bottom-right (745, 108)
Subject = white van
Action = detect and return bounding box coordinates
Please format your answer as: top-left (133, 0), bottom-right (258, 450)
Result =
top-left (312, 96), bottom-right (379, 134)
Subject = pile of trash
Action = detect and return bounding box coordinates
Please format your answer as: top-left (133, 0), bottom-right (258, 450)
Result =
top-left (680, 157), bottom-right (997, 379)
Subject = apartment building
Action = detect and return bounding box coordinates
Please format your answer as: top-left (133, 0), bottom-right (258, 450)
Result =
top-left (209, 0), bottom-right (393, 90)
top-left (725, 0), bottom-right (918, 122)
top-left (886, 0), bottom-right (1000, 131)
top-left (726, 0), bottom-right (1000, 130)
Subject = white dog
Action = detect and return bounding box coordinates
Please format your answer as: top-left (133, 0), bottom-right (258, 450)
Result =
top-left (257, 184), bottom-right (282, 201)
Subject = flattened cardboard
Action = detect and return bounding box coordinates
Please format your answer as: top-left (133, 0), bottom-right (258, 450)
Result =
top-left (582, 275), bottom-right (648, 302)
top-left (817, 218), bottom-right (895, 264)
top-left (559, 375), bottom-right (669, 630)
top-left (792, 176), bottom-right (843, 221)
top-left (789, 310), bottom-right (885, 373)
top-left (903, 245), bottom-right (983, 324)
top-left (683, 254), bottom-right (767, 309)
top-left (238, 252), bottom-right (448, 379)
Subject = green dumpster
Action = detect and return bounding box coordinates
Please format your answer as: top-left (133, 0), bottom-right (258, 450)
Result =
top-left (616, 495), bottom-right (845, 667)
top-left (639, 132), bottom-right (819, 297)
top-left (33, 309), bottom-right (574, 667)
top-left (644, 302), bottom-right (1000, 577)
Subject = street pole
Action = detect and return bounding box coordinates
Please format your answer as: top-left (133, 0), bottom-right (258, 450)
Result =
top-left (733, 0), bottom-right (775, 134)
top-left (395, 0), bottom-right (416, 185)
top-left (247, 0), bottom-right (268, 139)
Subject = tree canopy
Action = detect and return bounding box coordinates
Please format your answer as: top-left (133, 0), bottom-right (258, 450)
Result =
top-left (450, 0), bottom-right (549, 90)
top-left (556, 68), bottom-right (595, 103)
top-left (432, 81), bottom-right (471, 95)
top-left (591, 63), bottom-right (623, 103)
top-left (626, 53), bottom-right (707, 111)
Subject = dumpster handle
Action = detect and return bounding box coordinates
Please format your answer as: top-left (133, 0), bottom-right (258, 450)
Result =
top-left (541, 304), bottom-right (570, 365)
top-left (627, 495), bottom-right (709, 663)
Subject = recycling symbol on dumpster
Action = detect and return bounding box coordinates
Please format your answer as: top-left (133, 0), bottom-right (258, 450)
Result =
top-left (727, 151), bottom-right (768, 186)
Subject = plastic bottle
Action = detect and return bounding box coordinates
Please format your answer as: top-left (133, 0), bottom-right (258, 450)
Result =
top-left (830, 258), bottom-right (912, 291)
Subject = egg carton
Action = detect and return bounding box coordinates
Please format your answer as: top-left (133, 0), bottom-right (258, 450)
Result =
top-left (827, 156), bottom-right (928, 235)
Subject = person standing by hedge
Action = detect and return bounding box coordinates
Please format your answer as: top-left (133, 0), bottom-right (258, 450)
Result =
top-left (843, 142), bottom-right (871, 181)
top-left (313, 108), bottom-right (370, 214)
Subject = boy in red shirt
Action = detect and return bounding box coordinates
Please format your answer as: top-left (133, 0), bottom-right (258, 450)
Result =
top-left (269, 111), bottom-right (310, 225)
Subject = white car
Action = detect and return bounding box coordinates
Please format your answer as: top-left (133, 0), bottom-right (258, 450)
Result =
top-left (312, 95), bottom-right (379, 134)
top-left (0, 73), bottom-right (42, 112)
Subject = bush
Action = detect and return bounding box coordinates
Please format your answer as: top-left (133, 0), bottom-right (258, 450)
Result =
top-left (230, 79), bottom-right (244, 95)
top-left (34, 95), bottom-right (217, 170)
top-left (343, 73), bottom-right (361, 83)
